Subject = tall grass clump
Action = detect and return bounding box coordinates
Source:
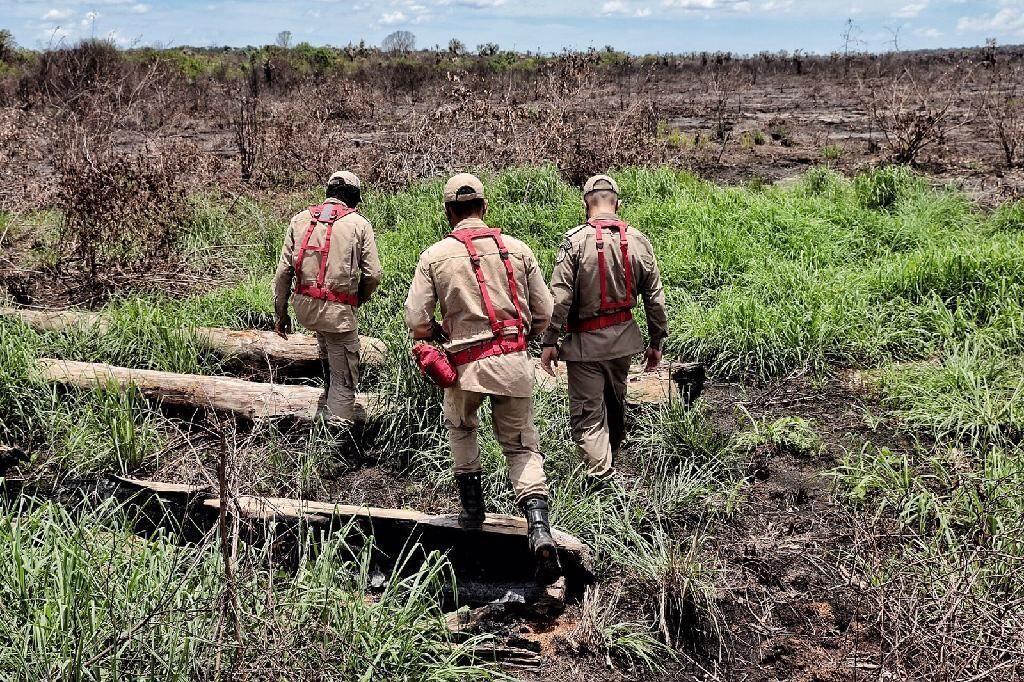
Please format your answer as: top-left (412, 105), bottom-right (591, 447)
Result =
top-left (0, 498), bottom-right (495, 681)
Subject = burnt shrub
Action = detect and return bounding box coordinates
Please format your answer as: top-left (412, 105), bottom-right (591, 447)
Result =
top-left (54, 150), bottom-right (187, 301)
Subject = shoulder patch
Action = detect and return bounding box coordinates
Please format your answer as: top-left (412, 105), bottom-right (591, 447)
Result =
top-left (555, 239), bottom-right (570, 264)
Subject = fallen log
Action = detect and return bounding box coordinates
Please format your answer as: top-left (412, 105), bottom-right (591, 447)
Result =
top-left (534, 359), bottom-right (705, 406)
top-left (1, 306), bottom-right (389, 368)
top-left (35, 358), bottom-right (380, 421)
top-left (5, 307), bottom-right (703, 405)
top-left (113, 476), bottom-right (593, 605)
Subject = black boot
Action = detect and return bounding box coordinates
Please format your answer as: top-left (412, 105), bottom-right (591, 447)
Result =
top-left (455, 472), bottom-right (486, 529)
top-left (520, 496), bottom-right (562, 585)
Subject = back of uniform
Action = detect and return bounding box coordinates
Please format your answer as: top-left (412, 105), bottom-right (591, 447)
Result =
top-left (273, 172), bottom-right (382, 421)
top-left (404, 173), bottom-right (560, 583)
top-left (543, 175), bottom-right (668, 479)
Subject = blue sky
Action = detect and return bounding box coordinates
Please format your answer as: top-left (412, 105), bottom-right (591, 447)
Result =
top-left (2, 0), bottom-right (1022, 54)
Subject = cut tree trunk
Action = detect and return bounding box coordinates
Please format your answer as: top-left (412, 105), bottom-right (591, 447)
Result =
top-left (35, 359), bottom-right (380, 421)
top-left (6, 307), bottom-right (705, 405)
top-left (534, 359), bottom-right (705, 406)
top-left (1, 306), bottom-right (389, 368)
top-left (113, 475), bottom-right (593, 605)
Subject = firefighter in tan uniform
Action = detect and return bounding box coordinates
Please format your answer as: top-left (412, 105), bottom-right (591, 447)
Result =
top-left (541, 174), bottom-right (669, 481)
top-left (404, 173), bottom-right (560, 582)
top-left (274, 171), bottom-right (382, 423)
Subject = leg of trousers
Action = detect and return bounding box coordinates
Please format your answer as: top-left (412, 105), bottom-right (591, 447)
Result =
top-left (316, 330), bottom-right (361, 421)
top-left (566, 356), bottom-right (631, 477)
top-left (443, 386), bottom-right (548, 505)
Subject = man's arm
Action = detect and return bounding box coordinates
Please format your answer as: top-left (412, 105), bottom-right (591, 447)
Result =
top-left (404, 254), bottom-right (438, 340)
top-left (357, 221), bottom-right (383, 304)
top-left (541, 238), bottom-right (577, 347)
top-left (273, 222), bottom-right (296, 334)
top-left (637, 235), bottom-right (669, 352)
top-left (524, 249), bottom-right (553, 338)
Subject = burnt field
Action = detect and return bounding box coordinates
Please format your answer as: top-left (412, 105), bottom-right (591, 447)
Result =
top-left (3, 39), bottom-right (1024, 215)
top-left (1, 37), bottom-right (1023, 682)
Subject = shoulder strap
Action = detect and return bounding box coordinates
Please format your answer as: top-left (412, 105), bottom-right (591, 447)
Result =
top-left (587, 218), bottom-right (633, 312)
top-left (448, 228), bottom-right (524, 338)
top-left (294, 203), bottom-right (358, 292)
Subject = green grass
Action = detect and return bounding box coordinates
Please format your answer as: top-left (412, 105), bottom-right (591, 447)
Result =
top-left (3, 164), bottom-right (1024, 677)
top-left (0, 498), bottom-right (496, 681)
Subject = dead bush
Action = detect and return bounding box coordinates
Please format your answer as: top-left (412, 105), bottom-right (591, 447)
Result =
top-left (984, 64), bottom-right (1024, 168)
top-left (867, 64), bottom-right (973, 165)
top-left (54, 146), bottom-right (187, 302)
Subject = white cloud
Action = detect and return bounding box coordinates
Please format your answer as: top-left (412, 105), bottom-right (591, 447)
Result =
top-left (601, 0), bottom-right (652, 16)
top-left (663, 0), bottom-right (718, 8)
top-left (912, 26), bottom-right (942, 39)
top-left (380, 10), bottom-right (407, 24)
top-left (662, 0), bottom-right (750, 10)
top-left (129, 4), bottom-right (150, 14)
top-left (43, 9), bottom-right (74, 21)
top-left (893, 2), bottom-right (927, 19)
top-left (440, 0), bottom-right (507, 8)
top-left (761, 0), bottom-right (793, 11)
top-left (957, 8), bottom-right (1024, 35)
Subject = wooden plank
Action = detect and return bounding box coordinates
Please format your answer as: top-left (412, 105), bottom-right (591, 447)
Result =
top-left (114, 476), bottom-right (592, 589)
top-left (2, 306), bottom-right (388, 367)
top-left (205, 494), bottom-right (588, 556)
top-left (35, 359), bottom-right (380, 421)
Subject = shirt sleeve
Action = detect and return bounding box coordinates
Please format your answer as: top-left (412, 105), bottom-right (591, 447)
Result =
top-left (637, 235), bottom-right (669, 350)
top-left (523, 248), bottom-right (553, 338)
top-left (273, 222), bottom-right (295, 317)
top-left (542, 237), bottom-right (577, 346)
top-left (357, 221), bottom-right (383, 304)
top-left (404, 253), bottom-right (438, 340)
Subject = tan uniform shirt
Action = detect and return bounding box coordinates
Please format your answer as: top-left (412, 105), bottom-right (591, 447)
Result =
top-left (273, 198), bottom-right (382, 334)
top-left (542, 212), bottom-right (668, 362)
top-left (405, 218), bottom-right (553, 397)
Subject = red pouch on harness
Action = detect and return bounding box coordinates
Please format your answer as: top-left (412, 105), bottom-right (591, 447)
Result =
top-left (412, 343), bottom-right (458, 388)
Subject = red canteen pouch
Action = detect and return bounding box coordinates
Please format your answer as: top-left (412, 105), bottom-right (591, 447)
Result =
top-left (412, 343), bottom-right (458, 388)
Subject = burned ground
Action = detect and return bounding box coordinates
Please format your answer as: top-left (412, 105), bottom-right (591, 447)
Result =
top-left (1, 40), bottom-right (1023, 682)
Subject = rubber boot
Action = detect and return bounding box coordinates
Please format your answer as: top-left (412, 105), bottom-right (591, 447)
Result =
top-left (456, 472), bottom-right (486, 530)
top-left (520, 496), bottom-right (562, 585)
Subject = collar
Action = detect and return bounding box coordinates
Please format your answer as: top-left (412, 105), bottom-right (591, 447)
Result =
top-left (453, 217), bottom-right (489, 231)
top-left (590, 212), bottom-right (620, 221)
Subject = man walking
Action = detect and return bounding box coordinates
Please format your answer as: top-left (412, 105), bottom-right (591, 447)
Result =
top-left (405, 173), bottom-right (560, 582)
top-left (540, 174), bottom-right (668, 482)
top-left (274, 171), bottom-right (382, 423)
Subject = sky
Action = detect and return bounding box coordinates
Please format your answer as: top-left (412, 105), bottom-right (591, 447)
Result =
top-left (2, 0), bottom-right (1023, 55)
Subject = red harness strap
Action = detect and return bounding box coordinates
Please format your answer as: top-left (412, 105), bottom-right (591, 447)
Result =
top-left (446, 228), bottom-right (527, 367)
top-left (566, 218), bottom-right (636, 333)
top-left (294, 203), bottom-right (360, 306)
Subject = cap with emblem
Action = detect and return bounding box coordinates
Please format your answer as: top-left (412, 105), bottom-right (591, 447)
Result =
top-left (583, 174), bottom-right (619, 196)
top-left (327, 170), bottom-right (361, 189)
top-left (443, 173), bottom-right (485, 203)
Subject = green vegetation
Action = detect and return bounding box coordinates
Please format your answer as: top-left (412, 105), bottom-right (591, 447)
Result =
top-left (0, 499), bottom-right (491, 680)
top-left (2, 165), bottom-right (1023, 678)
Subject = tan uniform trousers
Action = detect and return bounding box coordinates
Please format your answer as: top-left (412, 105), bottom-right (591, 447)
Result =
top-left (443, 387), bottom-right (548, 505)
top-left (566, 356), bottom-right (632, 478)
top-left (316, 329), bottom-right (361, 421)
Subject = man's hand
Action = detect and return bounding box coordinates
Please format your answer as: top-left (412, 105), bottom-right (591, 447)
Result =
top-left (274, 313), bottom-right (293, 339)
top-left (541, 346), bottom-right (559, 377)
top-left (643, 347), bottom-right (663, 372)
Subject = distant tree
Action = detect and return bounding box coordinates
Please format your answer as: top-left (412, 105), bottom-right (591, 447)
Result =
top-left (840, 18), bottom-right (863, 78)
top-left (448, 38), bottom-right (465, 56)
top-left (382, 30), bottom-right (415, 54)
top-left (0, 29), bottom-right (15, 62)
top-left (477, 42), bottom-right (499, 57)
top-left (275, 30), bottom-right (292, 49)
